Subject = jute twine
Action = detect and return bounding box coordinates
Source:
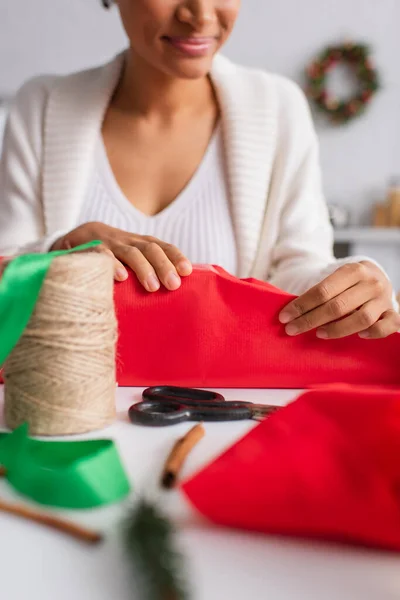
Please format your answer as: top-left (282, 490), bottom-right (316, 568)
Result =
top-left (4, 253), bottom-right (117, 436)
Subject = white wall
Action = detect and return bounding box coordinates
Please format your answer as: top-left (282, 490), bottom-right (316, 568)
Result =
top-left (0, 0), bottom-right (399, 224)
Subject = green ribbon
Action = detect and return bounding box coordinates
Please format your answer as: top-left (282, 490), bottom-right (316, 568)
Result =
top-left (0, 241), bottom-right (131, 509)
top-left (0, 241), bottom-right (102, 366)
top-left (0, 424), bottom-right (130, 509)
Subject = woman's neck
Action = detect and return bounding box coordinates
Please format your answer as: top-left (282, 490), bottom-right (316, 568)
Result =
top-left (112, 49), bottom-right (218, 121)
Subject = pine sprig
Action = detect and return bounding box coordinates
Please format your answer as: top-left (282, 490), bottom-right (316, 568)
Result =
top-left (124, 500), bottom-right (190, 600)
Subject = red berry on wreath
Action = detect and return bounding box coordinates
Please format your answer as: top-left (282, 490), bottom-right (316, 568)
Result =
top-left (348, 100), bottom-right (361, 115)
top-left (361, 90), bottom-right (371, 101)
top-left (307, 64), bottom-right (319, 78)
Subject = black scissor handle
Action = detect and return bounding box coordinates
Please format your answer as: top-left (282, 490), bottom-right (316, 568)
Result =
top-left (129, 400), bottom-right (253, 427)
top-left (129, 401), bottom-right (192, 426)
top-left (142, 386), bottom-right (226, 403)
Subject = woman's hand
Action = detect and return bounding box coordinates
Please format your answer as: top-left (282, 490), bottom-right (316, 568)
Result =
top-left (279, 261), bottom-right (400, 339)
top-left (51, 222), bottom-right (192, 292)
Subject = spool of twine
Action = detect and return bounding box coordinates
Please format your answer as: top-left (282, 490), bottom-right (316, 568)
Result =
top-left (4, 252), bottom-right (117, 436)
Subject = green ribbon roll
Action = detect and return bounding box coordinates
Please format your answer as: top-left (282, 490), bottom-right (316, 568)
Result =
top-left (0, 241), bottom-right (131, 509)
top-left (0, 424), bottom-right (130, 508)
top-left (0, 241), bottom-right (102, 366)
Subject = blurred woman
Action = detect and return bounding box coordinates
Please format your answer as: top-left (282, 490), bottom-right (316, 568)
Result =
top-left (0, 0), bottom-right (398, 339)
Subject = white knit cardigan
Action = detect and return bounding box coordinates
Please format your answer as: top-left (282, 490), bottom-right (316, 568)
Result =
top-left (0, 53), bottom-right (384, 295)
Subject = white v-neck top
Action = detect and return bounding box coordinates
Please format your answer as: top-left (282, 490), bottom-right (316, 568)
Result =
top-left (78, 126), bottom-right (238, 275)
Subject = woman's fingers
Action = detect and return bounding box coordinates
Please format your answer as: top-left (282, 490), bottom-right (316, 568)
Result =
top-left (116, 242), bottom-right (187, 292)
top-left (284, 282), bottom-right (373, 336)
top-left (279, 263), bottom-right (365, 324)
top-left (161, 243), bottom-right (193, 277)
top-left (280, 261), bottom-right (395, 340)
top-left (115, 245), bottom-right (161, 292)
top-left (113, 238), bottom-right (191, 291)
top-left (95, 244), bottom-right (128, 282)
top-left (48, 224), bottom-right (193, 292)
top-left (141, 242), bottom-right (181, 290)
top-left (315, 300), bottom-right (386, 339)
top-left (358, 310), bottom-right (400, 339)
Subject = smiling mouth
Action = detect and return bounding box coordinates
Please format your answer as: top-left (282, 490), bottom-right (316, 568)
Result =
top-left (162, 36), bottom-right (218, 58)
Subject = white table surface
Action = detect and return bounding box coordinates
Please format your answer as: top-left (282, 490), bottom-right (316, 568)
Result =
top-left (1, 386), bottom-right (400, 600)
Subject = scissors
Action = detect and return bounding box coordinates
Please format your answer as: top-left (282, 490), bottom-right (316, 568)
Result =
top-left (128, 386), bottom-right (279, 427)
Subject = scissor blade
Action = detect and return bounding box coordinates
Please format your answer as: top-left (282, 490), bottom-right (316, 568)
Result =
top-left (251, 405), bottom-right (280, 420)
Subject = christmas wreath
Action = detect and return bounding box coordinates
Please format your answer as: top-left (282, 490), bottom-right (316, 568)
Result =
top-left (306, 42), bottom-right (380, 125)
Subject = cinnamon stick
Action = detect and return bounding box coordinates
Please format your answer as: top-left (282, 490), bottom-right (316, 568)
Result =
top-left (161, 423), bottom-right (205, 489)
top-left (0, 498), bottom-right (102, 544)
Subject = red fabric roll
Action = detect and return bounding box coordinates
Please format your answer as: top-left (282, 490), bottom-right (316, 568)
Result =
top-left (114, 266), bottom-right (400, 388)
top-left (182, 385), bottom-right (400, 551)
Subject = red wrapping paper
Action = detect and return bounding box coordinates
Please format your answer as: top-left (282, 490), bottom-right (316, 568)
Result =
top-left (182, 385), bottom-right (400, 551)
top-left (114, 266), bottom-right (400, 387)
top-left (0, 263), bottom-right (399, 387)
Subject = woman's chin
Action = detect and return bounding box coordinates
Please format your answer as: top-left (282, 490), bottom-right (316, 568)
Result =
top-left (162, 55), bottom-right (216, 80)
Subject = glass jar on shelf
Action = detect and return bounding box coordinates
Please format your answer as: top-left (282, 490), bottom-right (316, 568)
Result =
top-left (387, 177), bottom-right (400, 228)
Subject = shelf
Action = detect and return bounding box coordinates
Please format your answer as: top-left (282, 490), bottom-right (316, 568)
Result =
top-left (334, 227), bottom-right (400, 244)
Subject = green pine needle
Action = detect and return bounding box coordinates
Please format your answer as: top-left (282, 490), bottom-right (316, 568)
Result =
top-left (124, 499), bottom-right (191, 600)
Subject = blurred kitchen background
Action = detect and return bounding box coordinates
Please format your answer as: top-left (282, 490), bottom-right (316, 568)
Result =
top-left (0, 0), bottom-right (399, 289)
